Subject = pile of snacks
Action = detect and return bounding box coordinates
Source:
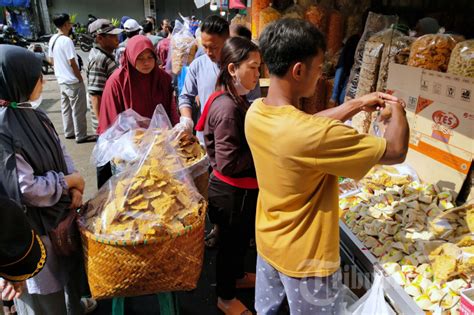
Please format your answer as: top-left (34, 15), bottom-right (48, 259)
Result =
top-left (447, 39), bottom-right (474, 78)
top-left (340, 166), bottom-right (473, 313)
top-left (85, 132), bottom-right (206, 241)
top-left (112, 130), bottom-right (205, 172)
top-left (408, 34), bottom-right (457, 72)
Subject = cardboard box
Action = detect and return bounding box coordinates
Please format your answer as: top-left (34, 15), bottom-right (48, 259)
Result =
top-left (387, 64), bottom-right (474, 194)
top-left (461, 288), bottom-right (474, 315)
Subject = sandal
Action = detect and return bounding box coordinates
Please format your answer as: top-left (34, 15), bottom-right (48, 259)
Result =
top-left (217, 298), bottom-right (253, 315)
top-left (205, 226), bottom-right (219, 248)
top-left (81, 297), bottom-right (98, 314)
top-left (236, 273), bottom-right (256, 289)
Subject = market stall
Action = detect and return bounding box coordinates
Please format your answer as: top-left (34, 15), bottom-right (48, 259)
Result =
top-left (246, 0), bottom-right (474, 313)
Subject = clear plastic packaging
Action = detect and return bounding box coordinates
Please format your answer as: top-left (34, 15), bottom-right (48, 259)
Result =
top-left (92, 106), bottom-right (208, 177)
top-left (259, 4), bottom-right (281, 36)
top-left (447, 39), bottom-right (474, 78)
top-left (82, 131), bottom-right (207, 242)
top-left (377, 34), bottom-right (414, 91)
top-left (91, 109), bottom-right (150, 168)
top-left (170, 19), bottom-right (198, 75)
top-left (407, 34), bottom-right (457, 72)
top-left (304, 4), bottom-right (328, 33)
top-left (346, 12), bottom-right (398, 100)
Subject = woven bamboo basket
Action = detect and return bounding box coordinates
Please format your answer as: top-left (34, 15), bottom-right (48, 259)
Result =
top-left (78, 212), bottom-right (205, 299)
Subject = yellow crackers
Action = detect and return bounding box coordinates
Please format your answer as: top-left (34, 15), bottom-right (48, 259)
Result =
top-left (86, 130), bottom-right (207, 242)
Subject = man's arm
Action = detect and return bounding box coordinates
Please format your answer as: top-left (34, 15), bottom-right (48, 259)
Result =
top-left (70, 58), bottom-right (83, 82)
top-left (378, 102), bottom-right (409, 165)
top-left (315, 92), bottom-right (399, 121)
top-left (90, 94), bottom-right (101, 119)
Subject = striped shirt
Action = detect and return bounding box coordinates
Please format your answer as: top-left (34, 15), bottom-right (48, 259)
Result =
top-left (87, 47), bottom-right (117, 131)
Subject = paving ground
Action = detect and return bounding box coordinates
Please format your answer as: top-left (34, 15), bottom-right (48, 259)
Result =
top-left (39, 49), bottom-right (260, 315)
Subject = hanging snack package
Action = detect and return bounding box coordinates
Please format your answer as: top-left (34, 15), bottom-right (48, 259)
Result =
top-left (376, 32), bottom-right (414, 92)
top-left (447, 39), bottom-right (474, 78)
top-left (251, 0), bottom-right (271, 39)
top-left (326, 9), bottom-right (344, 56)
top-left (346, 12), bottom-right (398, 100)
top-left (283, 0), bottom-right (304, 19)
top-left (394, 36), bottom-right (415, 66)
top-left (259, 4), bottom-right (282, 36)
top-left (304, 4), bottom-right (328, 34)
top-left (170, 19), bottom-right (198, 75)
top-left (407, 34), bottom-right (457, 72)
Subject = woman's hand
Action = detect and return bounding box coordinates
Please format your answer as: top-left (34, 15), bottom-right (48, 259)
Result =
top-left (69, 188), bottom-right (83, 210)
top-left (64, 172), bottom-right (85, 194)
top-left (356, 92), bottom-right (400, 112)
top-left (0, 279), bottom-right (24, 300)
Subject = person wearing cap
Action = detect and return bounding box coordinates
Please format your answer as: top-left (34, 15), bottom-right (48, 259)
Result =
top-left (115, 18), bottom-right (142, 66)
top-left (86, 19), bottom-right (122, 189)
top-left (0, 197), bottom-right (47, 314)
top-left (0, 45), bottom-right (96, 314)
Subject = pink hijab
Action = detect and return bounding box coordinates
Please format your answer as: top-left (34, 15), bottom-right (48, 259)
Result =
top-left (98, 35), bottom-right (179, 134)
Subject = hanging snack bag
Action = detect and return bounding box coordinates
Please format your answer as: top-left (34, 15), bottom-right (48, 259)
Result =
top-left (304, 4), bottom-right (328, 33)
top-left (170, 20), bottom-right (198, 75)
top-left (251, 0), bottom-right (271, 39)
top-left (447, 39), bottom-right (474, 78)
top-left (259, 3), bottom-right (282, 36)
top-left (408, 34), bottom-right (457, 72)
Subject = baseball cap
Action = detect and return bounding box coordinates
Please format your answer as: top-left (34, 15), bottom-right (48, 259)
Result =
top-left (123, 19), bottom-right (142, 32)
top-left (0, 197), bottom-right (46, 282)
top-left (88, 19), bottom-right (123, 36)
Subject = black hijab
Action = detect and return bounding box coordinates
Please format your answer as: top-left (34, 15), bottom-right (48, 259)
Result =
top-left (0, 45), bottom-right (71, 235)
top-left (0, 45), bottom-right (42, 103)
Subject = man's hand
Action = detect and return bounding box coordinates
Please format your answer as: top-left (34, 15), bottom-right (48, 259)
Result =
top-left (0, 279), bottom-right (24, 300)
top-left (69, 188), bottom-right (83, 210)
top-left (175, 116), bottom-right (194, 134)
top-left (356, 92), bottom-right (400, 112)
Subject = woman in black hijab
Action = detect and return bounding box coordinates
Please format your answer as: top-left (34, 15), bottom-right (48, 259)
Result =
top-left (0, 45), bottom-right (88, 314)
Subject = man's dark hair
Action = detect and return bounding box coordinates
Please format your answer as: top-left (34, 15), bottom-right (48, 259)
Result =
top-left (259, 19), bottom-right (326, 77)
top-left (126, 30), bottom-right (140, 39)
top-left (232, 24), bottom-right (251, 40)
top-left (141, 20), bottom-right (153, 34)
top-left (200, 15), bottom-right (229, 36)
top-left (52, 13), bottom-right (70, 28)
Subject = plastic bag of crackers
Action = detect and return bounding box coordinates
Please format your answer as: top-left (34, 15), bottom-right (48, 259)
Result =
top-left (408, 34), bottom-right (458, 72)
top-left (83, 124), bottom-right (207, 242)
top-left (170, 19), bottom-right (198, 75)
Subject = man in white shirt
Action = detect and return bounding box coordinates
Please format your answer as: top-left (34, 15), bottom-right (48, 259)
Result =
top-left (49, 13), bottom-right (96, 143)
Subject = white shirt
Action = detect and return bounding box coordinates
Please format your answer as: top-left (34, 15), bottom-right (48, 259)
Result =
top-left (48, 34), bottom-right (79, 84)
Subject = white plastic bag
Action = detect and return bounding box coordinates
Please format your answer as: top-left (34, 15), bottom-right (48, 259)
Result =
top-left (348, 273), bottom-right (395, 315)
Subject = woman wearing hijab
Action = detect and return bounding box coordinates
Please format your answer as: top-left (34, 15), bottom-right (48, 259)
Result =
top-left (195, 37), bottom-right (260, 315)
top-left (98, 35), bottom-right (179, 134)
top-left (0, 45), bottom-right (94, 314)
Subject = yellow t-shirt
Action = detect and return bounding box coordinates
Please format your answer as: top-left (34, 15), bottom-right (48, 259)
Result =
top-left (245, 99), bottom-right (387, 278)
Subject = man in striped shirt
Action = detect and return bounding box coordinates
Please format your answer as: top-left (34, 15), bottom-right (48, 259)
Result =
top-left (86, 19), bottom-right (121, 132)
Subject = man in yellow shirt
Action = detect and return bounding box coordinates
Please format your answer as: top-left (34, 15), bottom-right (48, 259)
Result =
top-left (245, 19), bottom-right (409, 314)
